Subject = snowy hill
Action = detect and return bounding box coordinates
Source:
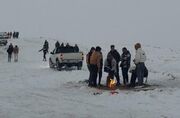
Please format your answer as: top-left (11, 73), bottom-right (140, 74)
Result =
top-left (0, 37), bottom-right (180, 118)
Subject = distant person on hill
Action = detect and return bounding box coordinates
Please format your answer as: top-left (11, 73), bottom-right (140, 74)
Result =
top-left (9, 32), bottom-right (12, 39)
top-left (7, 43), bottom-right (14, 62)
top-left (16, 32), bottom-right (19, 38)
top-left (13, 45), bottom-right (19, 62)
top-left (13, 32), bottom-right (16, 39)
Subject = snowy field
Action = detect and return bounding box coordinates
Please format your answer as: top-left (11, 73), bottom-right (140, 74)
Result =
top-left (1, 0), bottom-right (180, 118)
top-left (0, 37), bottom-right (180, 118)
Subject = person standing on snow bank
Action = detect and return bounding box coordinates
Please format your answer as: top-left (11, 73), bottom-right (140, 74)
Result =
top-left (13, 45), bottom-right (19, 62)
top-left (120, 47), bottom-right (131, 86)
top-left (108, 45), bottom-right (121, 86)
top-left (39, 40), bottom-right (49, 61)
top-left (7, 43), bottom-right (14, 62)
top-left (133, 43), bottom-right (146, 86)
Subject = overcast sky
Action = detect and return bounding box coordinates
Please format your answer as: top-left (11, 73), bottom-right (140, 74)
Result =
top-left (0, 0), bottom-right (180, 48)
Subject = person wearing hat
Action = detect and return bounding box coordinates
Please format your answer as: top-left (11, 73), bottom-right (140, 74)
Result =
top-left (108, 45), bottom-right (121, 86)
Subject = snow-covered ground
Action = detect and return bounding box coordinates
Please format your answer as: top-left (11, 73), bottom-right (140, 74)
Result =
top-left (0, 37), bottom-right (180, 118)
top-left (1, 0), bottom-right (180, 117)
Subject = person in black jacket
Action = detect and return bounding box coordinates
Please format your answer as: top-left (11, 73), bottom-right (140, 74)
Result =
top-left (7, 43), bottom-right (14, 62)
top-left (74, 44), bottom-right (79, 52)
top-left (120, 47), bottom-right (131, 85)
top-left (55, 41), bottom-right (60, 49)
top-left (98, 49), bottom-right (103, 86)
top-left (108, 45), bottom-right (121, 86)
top-left (39, 40), bottom-right (49, 61)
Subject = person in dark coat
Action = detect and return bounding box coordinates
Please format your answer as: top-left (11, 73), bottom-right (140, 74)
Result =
top-left (15, 32), bottom-right (19, 38)
top-left (74, 44), bottom-right (79, 52)
top-left (13, 32), bottom-right (16, 39)
top-left (55, 41), bottom-right (60, 49)
top-left (98, 50), bottom-right (103, 86)
top-left (7, 43), bottom-right (14, 62)
top-left (120, 47), bottom-right (131, 85)
top-left (108, 45), bottom-right (121, 86)
top-left (13, 45), bottom-right (19, 62)
top-left (39, 40), bottom-right (49, 61)
top-left (128, 65), bottom-right (148, 87)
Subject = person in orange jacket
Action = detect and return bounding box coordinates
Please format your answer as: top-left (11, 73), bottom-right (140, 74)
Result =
top-left (89, 46), bottom-right (102, 87)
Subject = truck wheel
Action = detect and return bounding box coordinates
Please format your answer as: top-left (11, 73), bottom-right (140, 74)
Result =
top-left (56, 60), bottom-right (61, 71)
top-left (49, 58), bottom-right (54, 68)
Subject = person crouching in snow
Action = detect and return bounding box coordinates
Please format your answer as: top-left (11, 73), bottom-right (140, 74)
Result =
top-left (104, 54), bottom-right (117, 87)
top-left (133, 43), bottom-right (146, 86)
top-left (13, 45), bottom-right (19, 62)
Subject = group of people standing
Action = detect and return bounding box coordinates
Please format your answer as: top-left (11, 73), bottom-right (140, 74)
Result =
top-left (39, 40), bottom-right (80, 61)
top-left (86, 43), bottom-right (147, 88)
top-left (3, 31), bottom-right (19, 39)
top-left (54, 41), bottom-right (79, 53)
top-left (7, 43), bottom-right (19, 62)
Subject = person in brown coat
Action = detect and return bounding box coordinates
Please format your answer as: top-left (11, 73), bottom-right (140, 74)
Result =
top-left (89, 46), bottom-right (102, 87)
top-left (86, 47), bottom-right (95, 82)
top-left (13, 45), bottom-right (19, 62)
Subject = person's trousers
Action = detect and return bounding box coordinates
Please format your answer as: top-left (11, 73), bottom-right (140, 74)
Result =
top-left (8, 54), bottom-right (12, 62)
top-left (89, 64), bottom-right (98, 87)
top-left (14, 53), bottom-right (18, 62)
top-left (98, 69), bottom-right (102, 85)
top-left (121, 67), bottom-right (129, 85)
top-left (115, 64), bottom-right (120, 84)
top-left (136, 62), bottom-right (145, 85)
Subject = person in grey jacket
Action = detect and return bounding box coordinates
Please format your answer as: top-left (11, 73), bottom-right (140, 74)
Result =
top-left (133, 43), bottom-right (146, 86)
top-left (104, 54), bottom-right (117, 86)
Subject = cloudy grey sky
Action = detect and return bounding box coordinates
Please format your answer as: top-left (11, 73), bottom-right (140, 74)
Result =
top-left (0, 0), bottom-right (180, 47)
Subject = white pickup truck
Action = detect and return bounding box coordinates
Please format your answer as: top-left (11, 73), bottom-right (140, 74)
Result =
top-left (49, 47), bottom-right (84, 70)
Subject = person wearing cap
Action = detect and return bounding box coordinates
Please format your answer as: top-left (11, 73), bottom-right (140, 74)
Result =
top-left (89, 46), bottom-right (102, 87)
top-left (120, 47), bottom-right (131, 85)
top-left (108, 45), bottom-right (121, 86)
top-left (133, 43), bottom-right (146, 86)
